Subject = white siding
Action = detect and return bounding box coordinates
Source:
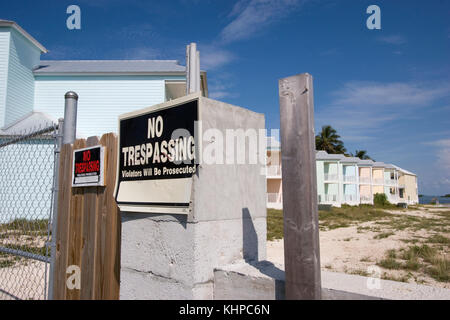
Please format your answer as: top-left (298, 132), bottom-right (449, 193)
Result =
top-left (34, 75), bottom-right (182, 137)
top-left (0, 139), bottom-right (54, 223)
top-left (5, 29), bottom-right (41, 126)
top-left (0, 29), bottom-right (10, 128)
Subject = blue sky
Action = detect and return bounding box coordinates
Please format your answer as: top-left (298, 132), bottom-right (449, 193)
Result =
top-left (1, 0), bottom-right (449, 195)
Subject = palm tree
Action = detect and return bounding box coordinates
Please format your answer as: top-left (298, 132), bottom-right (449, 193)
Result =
top-left (315, 125), bottom-right (347, 154)
top-left (352, 150), bottom-right (373, 160)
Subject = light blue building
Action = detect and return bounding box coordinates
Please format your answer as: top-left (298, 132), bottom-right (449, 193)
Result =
top-left (0, 19), bottom-right (208, 137)
top-left (0, 20), bottom-right (208, 222)
top-left (339, 156), bottom-right (360, 205)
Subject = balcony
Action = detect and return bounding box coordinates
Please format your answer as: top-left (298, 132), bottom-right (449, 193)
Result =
top-left (266, 165), bottom-right (282, 177)
top-left (360, 195), bottom-right (372, 203)
top-left (372, 178), bottom-right (384, 185)
top-left (343, 175), bottom-right (357, 183)
top-left (320, 194), bottom-right (338, 203)
top-left (384, 179), bottom-right (397, 186)
top-left (343, 194), bottom-right (357, 202)
top-left (359, 177), bottom-right (371, 184)
top-left (324, 174), bottom-right (338, 182)
top-left (387, 195), bottom-right (398, 204)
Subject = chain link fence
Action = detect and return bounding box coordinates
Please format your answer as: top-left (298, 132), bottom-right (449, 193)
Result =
top-left (0, 123), bottom-right (58, 300)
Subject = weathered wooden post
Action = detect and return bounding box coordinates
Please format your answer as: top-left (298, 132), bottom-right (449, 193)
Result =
top-left (279, 73), bottom-right (321, 299)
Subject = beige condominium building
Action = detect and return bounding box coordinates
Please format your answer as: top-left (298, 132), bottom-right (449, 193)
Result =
top-left (265, 139), bottom-right (419, 208)
top-left (266, 137), bottom-right (282, 209)
top-left (395, 165), bottom-right (419, 205)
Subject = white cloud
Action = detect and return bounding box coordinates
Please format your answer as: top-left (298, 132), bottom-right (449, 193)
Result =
top-left (421, 139), bottom-right (450, 193)
top-left (45, 45), bottom-right (93, 59)
top-left (109, 46), bottom-right (161, 59)
top-left (332, 81), bottom-right (450, 107)
top-left (315, 81), bottom-right (450, 163)
top-left (377, 35), bottom-right (407, 45)
top-left (425, 138), bottom-right (450, 173)
top-left (208, 73), bottom-right (239, 99)
top-left (220, 0), bottom-right (302, 44)
top-left (200, 46), bottom-right (235, 70)
top-left (114, 23), bottom-right (158, 40)
top-left (316, 81), bottom-right (450, 132)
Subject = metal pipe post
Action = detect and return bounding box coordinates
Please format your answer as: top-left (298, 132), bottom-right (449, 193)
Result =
top-left (62, 91), bottom-right (78, 145)
top-left (48, 118), bottom-right (64, 300)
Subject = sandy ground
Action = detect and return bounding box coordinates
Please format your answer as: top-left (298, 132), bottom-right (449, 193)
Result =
top-left (0, 231), bottom-right (49, 300)
top-left (267, 206), bottom-right (450, 289)
top-left (0, 260), bottom-right (48, 300)
top-left (1, 206), bottom-right (447, 299)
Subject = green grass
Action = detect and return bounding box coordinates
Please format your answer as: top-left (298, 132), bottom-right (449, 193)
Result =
top-left (0, 259), bottom-right (15, 268)
top-left (0, 218), bottom-right (50, 237)
top-left (0, 244), bottom-right (50, 257)
top-left (374, 231), bottom-right (394, 239)
top-left (426, 258), bottom-right (450, 282)
top-left (318, 206), bottom-right (391, 231)
top-left (381, 272), bottom-right (411, 283)
top-left (427, 234), bottom-right (449, 245)
top-left (0, 254), bottom-right (22, 269)
top-left (267, 206), bottom-right (393, 238)
top-left (266, 206), bottom-right (450, 284)
top-left (378, 245), bottom-right (449, 283)
top-left (267, 209), bottom-right (284, 241)
top-left (349, 269), bottom-right (369, 277)
top-left (378, 257), bottom-right (402, 270)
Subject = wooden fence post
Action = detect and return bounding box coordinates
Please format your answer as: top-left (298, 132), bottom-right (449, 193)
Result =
top-left (52, 133), bottom-right (120, 299)
top-left (279, 73), bottom-right (321, 299)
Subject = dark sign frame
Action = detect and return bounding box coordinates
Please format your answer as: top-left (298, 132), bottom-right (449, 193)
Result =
top-left (114, 95), bottom-right (200, 212)
top-left (72, 145), bottom-right (105, 187)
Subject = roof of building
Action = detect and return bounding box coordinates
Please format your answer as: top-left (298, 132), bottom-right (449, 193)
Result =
top-left (340, 156), bottom-right (361, 163)
top-left (372, 161), bottom-right (387, 168)
top-left (0, 19), bottom-right (48, 53)
top-left (393, 165), bottom-right (417, 176)
top-left (315, 150), bottom-right (345, 160)
top-left (0, 112), bottom-right (56, 136)
top-left (0, 111), bottom-right (88, 138)
top-left (357, 159), bottom-right (374, 166)
top-left (33, 60), bottom-right (187, 75)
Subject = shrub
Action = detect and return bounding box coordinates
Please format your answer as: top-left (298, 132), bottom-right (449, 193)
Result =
top-left (374, 193), bottom-right (390, 207)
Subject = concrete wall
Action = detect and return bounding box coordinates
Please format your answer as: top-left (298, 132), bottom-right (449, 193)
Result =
top-left (120, 96), bottom-right (267, 299)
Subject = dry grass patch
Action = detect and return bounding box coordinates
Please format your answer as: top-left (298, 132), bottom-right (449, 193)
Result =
top-left (377, 244), bottom-right (449, 283)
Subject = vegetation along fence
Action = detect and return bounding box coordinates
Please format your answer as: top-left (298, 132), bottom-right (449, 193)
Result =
top-left (0, 123), bottom-right (60, 300)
